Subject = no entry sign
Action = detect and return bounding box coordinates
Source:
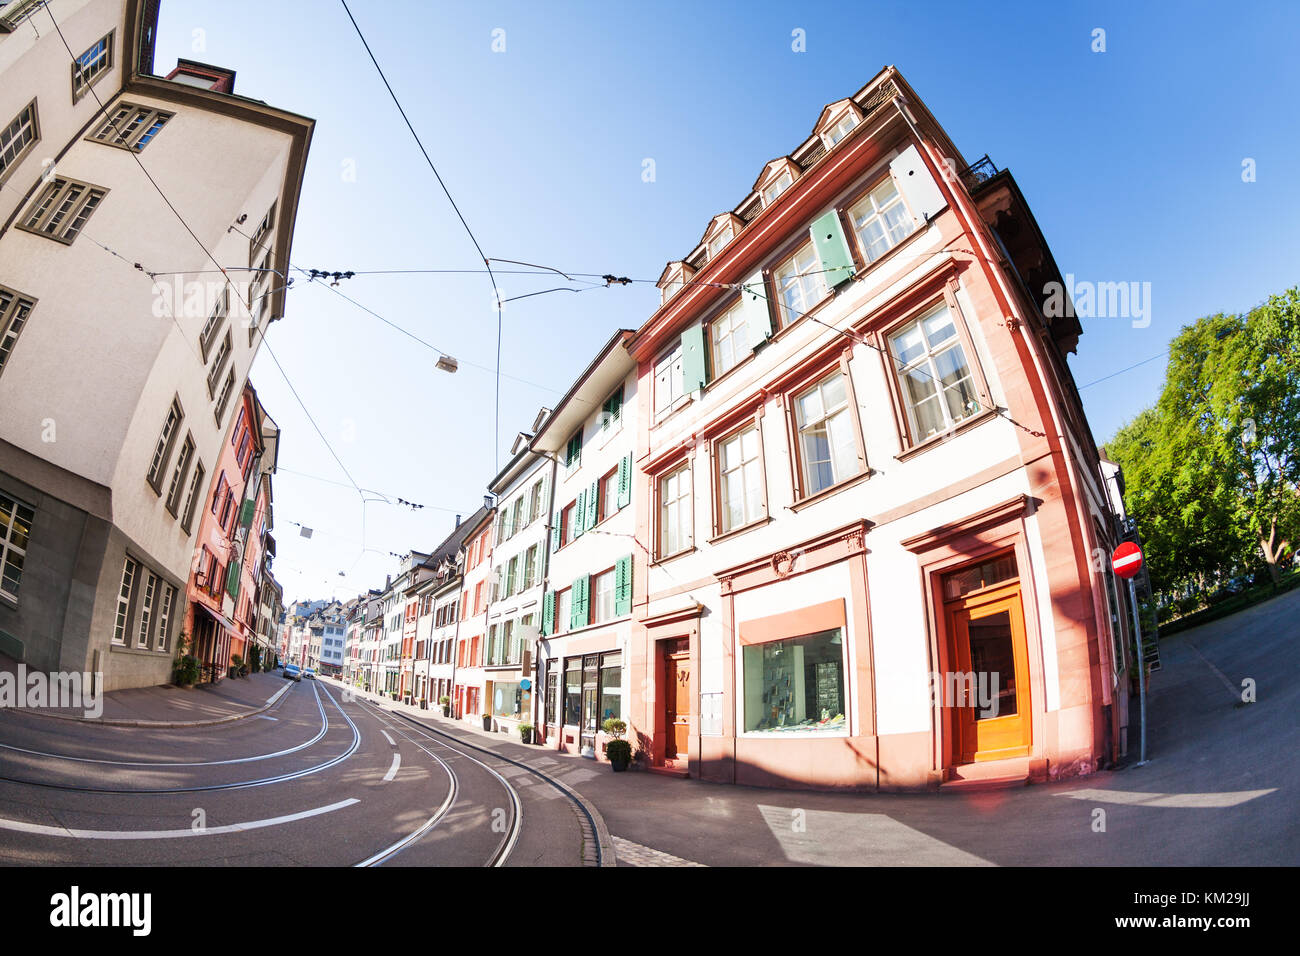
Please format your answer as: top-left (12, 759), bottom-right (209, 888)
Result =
top-left (1112, 541), bottom-right (1143, 579)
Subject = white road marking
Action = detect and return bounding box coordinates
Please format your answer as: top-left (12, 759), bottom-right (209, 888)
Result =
top-left (1056, 788), bottom-right (1276, 808)
top-left (381, 730), bottom-right (396, 746)
top-left (383, 753), bottom-right (401, 782)
top-left (255, 715), bottom-right (279, 721)
top-left (0, 798), bottom-right (359, 840)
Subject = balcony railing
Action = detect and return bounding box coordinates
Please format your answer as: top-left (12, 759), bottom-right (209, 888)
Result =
top-left (0, 0), bottom-right (46, 33)
top-left (958, 155), bottom-right (1001, 194)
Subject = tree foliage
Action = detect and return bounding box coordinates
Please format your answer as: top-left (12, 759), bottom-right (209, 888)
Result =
top-left (1107, 288), bottom-right (1300, 593)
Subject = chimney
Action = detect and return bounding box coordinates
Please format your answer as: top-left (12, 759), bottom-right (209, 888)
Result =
top-left (454, 514), bottom-right (461, 529)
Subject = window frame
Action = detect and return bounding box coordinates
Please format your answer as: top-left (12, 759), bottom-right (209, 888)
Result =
top-left (18, 176), bottom-right (109, 245)
top-left (199, 288), bottom-right (229, 361)
top-left (653, 341), bottom-right (686, 421)
top-left (112, 555), bottom-right (138, 646)
top-left (655, 461), bottom-right (693, 560)
top-left (873, 286), bottom-right (994, 454)
top-left (708, 296), bottom-right (750, 380)
top-left (213, 370), bottom-right (236, 427)
top-left (711, 419), bottom-right (768, 538)
top-left (0, 283), bottom-right (36, 382)
top-left (180, 459), bottom-right (205, 534)
top-left (146, 396), bottom-right (184, 494)
top-left (845, 172), bottom-right (916, 267)
top-left (164, 432), bottom-right (196, 517)
top-left (0, 490), bottom-right (36, 604)
top-left (71, 30), bottom-right (115, 104)
top-left (87, 101), bottom-right (174, 152)
top-left (590, 567), bottom-right (616, 625)
top-left (771, 239), bottom-right (831, 330)
top-left (598, 467), bottom-right (619, 524)
top-left (0, 99), bottom-right (40, 186)
top-left (782, 355), bottom-right (869, 503)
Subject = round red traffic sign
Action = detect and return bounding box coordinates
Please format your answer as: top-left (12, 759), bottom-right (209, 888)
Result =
top-left (1112, 541), bottom-right (1143, 579)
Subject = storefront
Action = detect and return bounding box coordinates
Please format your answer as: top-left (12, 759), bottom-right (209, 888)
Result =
top-left (541, 644), bottom-right (623, 756)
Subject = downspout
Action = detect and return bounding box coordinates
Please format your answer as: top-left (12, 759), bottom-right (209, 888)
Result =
top-left (531, 449), bottom-right (562, 746)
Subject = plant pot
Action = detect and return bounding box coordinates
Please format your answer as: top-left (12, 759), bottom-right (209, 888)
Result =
top-left (441, 706), bottom-right (451, 717)
top-left (611, 758), bottom-right (629, 772)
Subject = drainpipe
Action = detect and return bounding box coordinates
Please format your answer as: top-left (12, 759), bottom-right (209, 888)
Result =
top-left (531, 449), bottom-right (562, 746)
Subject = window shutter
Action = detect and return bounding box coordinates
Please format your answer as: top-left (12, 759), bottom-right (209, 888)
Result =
top-left (810, 209), bottom-right (854, 286)
top-left (680, 321), bottom-right (708, 392)
top-left (550, 510), bottom-right (562, 551)
top-left (616, 453), bottom-right (632, 509)
top-left (226, 561), bottom-right (241, 600)
top-left (240, 499), bottom-right (255, 527)
top-left (571, 575), bottom-right (589, 630)
top-left (573, 489), bottom-right (586, 539)
top-left (740, 270), bottom-right (772, 350)
top-left (614, 554), bottom-right (632, 617)
top-left (890, 144), bottom-right (947, 226)
top-left (585, 479), bottom-right (599, 529)
top-left (541, 590), bottom-right (554, 636)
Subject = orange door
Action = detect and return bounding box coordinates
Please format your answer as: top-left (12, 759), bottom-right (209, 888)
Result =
top-left (664, 648), bottom-right (691, 759)
top-left (946, 584), bottom-right (1031, 762)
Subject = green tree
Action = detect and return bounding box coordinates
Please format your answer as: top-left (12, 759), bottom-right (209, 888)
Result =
top-left (1108, 288), bottom-right (1300, 591)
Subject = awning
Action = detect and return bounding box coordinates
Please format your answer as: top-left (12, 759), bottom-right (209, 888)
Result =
top-left (195, 602), bottom-right (237, 633)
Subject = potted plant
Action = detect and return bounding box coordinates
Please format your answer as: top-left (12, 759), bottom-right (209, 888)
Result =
top-left (603, 717), bottom-right (631, 772)
top-left (518, 723), bottom-right (533, 744)
top-left (173, 635), bottom-right (201, 689)
top-left (439, 695), bottom-right (451, 717)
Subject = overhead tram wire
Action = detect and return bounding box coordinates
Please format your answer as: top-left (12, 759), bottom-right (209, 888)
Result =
top-left (339, 0), bottom-right (507, 473)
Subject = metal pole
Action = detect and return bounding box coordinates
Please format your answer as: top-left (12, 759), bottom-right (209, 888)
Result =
top-left (1129, 577), bottom-right (1149, 765)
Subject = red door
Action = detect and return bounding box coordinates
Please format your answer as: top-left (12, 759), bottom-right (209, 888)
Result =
top-left (663, 640), bottom-right (691, 760)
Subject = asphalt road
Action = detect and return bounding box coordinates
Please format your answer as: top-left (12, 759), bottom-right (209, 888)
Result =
top-left (0, 678), bottom-right (593, 866)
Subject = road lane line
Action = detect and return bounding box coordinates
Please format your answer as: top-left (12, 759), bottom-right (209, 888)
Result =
top-left (0, 798), bottom-right (360, 839)
top-left (381, 730), bottom-right (396, 746)
top-left (383, 753), bottom-right (401, 782)
top-left (1056, 788), bottom-right (1276, 808)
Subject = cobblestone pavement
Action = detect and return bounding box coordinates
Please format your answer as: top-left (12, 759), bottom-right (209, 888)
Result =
top-left (612, 835), bottom-right (706, 867)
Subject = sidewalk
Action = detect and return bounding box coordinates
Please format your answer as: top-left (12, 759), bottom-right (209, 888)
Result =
top-left (0, 655), bottom-right (291, 726)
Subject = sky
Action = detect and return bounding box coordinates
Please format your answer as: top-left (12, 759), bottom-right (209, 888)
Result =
top-left (152, 0), bottom-right (1300, 604)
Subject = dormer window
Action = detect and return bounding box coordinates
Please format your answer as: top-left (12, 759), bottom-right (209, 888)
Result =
top-left (826, 113), bottom-right (858, 146)
top-left (706, 223), bottom-right (734, 260)
top-left (815, 99), bottom-right (863, 150)
top-left (657, 261), bottom-right (695, 306)
top-left (761, 169), bottom-right (793, 206)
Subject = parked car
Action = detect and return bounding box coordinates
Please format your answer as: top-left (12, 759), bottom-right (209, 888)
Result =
top-left (304, 667), bottom-right (316, 680)
top-left (284, 664), bottom-right (302, 682)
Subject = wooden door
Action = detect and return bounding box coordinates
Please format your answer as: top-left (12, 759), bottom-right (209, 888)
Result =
top-left (946, 584), bottom-right (1031, 762)
top-left (664, 646), bottom-right (691, 759)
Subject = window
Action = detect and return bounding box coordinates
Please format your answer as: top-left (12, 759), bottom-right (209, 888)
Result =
top-left (560, 502), bottom-right (575, 548)
top-left (599, 468), bottom-right (618, 523)
top-left (599, 652), bottom-right (622, 725)
top-left (716, 424), bottom-right (764, 534)
top-left (706, 223), bottom-right (734, 260)
top-left (146, 398), bottom-right (184, 493)
top-left (20, 177), bottom-right (106, 244)
top-left (794, 372), bottom-right (859, 496)
top-left (136, 571), bottom-right (158, 648)
top-left (554, 588), bottom-right (572, 636)
top-left (505, 555), bottom-right (518, 597)
top-left (743, 629), bottom-right (846, 734)
top-left (206, 331), bottom-right (233, 397)
top-left (0, 100), bottom-right (39, 184)
top-left (249, 202), bottom-right (275, 267)
top-left (658, 464), bottom-right (692, 558)
top-left (113, 557), bottom-right (138, 645)
top-left (164, 434), bottom-right (195, 516)
top-left (198, 289), bottom-right (228, 362)
top-left (762, 169), bottom-right (794, 206)
top-left (564, 430), bottom-right (582, 474)
top-left (848, 176), bottom-right (914, 264)
top-left (710, 299), bottom-right (749, 378)
top-left (564, 658), bottom-right (582, 726)
top-left (887, 303), bottom-right (980, 441)
top-left (826, 113), bottom-right (858, 146)
top-left (654, 342), bottom-right (685, 419)
top-left (592, 569), bottom-right (616, 624)
top-left (527, 479), bottom-right (544, 525)
top-left (523, 546), bottom-right (537, 592)
top-left (180, 460), bottom-right (205, 534)
top-left (0, 284), bottom-right (35, 380)
top-left (773, 242), bottom-right (829, 327)
top-left (214, 370), bottom-right (236, 426)
top-left (600, 385), bottom-right (623, 431)
top-left (0, 491), bottom-right (35, 603)
top-left (155, 584), bottom-right (175, 652)
top-left (72, 32), bottom-right (114, 102)
top-left (89, 102), bottom-right (173, 151)
top-left (511, 497), bottom-right (524, 537)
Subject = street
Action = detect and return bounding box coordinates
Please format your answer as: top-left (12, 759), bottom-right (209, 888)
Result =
top-left (1, 586), bottom-right (1294, 867)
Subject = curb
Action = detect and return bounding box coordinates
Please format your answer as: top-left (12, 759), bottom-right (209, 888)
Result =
top-left (11, 679), bottom-right (294, 728)
top-left (340, 681), bottom-right (618, 867)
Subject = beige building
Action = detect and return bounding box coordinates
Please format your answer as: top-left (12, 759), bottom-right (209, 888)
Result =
top-left (0, 0), bottom-right (312, 689)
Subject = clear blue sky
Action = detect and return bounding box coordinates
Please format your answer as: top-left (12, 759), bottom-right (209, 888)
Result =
top-left (153, 0), bottom-right (1300, 603)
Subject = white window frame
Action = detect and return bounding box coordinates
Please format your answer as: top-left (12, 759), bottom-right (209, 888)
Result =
top-left (592, 569), bottom-right (616, 624)
top-left (762, 169), bottom-right (793, 206)
top-left (793, 372), bottom-right (858, 497)
top-left (706, 223), bottom-right (734, 260)
top-left (657, 463), bottom-right (692, 558)
top-left (710, 299), bottom-right (750, 378)
top-left (887, 303), bottom-right (981, 441)
top-left (136, 571), bottom-right (158, 648)
top-left (848, 176), bottom-right (915, 264)
top-left (113, 556), bottom-right (138, 646)
top-left (0, 491), bottom-right (35, 603)
top-left (717, 424), bottom-right (764, 534)
top-left (773, 241), bottom-right (829, 328)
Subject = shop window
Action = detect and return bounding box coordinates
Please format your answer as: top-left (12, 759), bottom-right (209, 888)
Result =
top-left (742, 628), bottom-right (846, 735)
